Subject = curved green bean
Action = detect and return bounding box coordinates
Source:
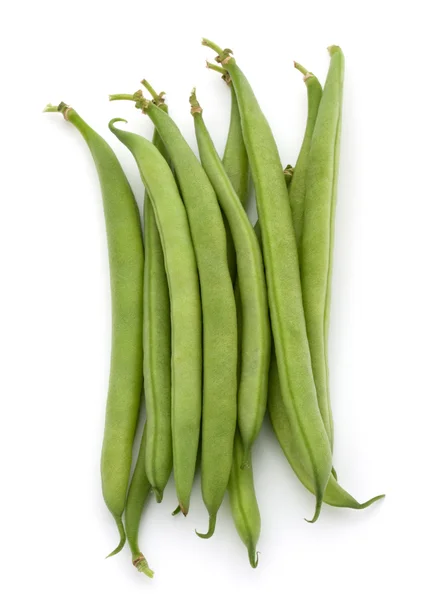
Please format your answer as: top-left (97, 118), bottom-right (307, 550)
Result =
top-left (109, 117), bottom-right (202, 518)
top-left (228, 431), bottom-right (261, 568)
top-left (300, 46), bottom-right (344, 451)
top-left (45, 102), bottom-right (144, 556)
top-left (124, 423), bottom-right (154, 577)
top-left (203, 39), bottom-right (332, 522)
top-left (190, 89), bottom-right (270, 464)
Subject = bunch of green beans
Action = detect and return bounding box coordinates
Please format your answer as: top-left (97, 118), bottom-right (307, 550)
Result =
top-left (44, 39), bottom-right (384, 578)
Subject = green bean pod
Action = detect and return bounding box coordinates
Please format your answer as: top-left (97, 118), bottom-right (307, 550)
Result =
top-left (109, 118), bottom-right (202, 518)
top-left (218, 80), bottom-right (262, 562)
top-left (190, 90), bottom-right (270, 462)
top-left (268, 356), bottom-right (385, 508)
top-left (45, 103), bottom-right (144, 555)
top-left (203, 40), bottom-right (332, 521)
top-left (143, 102), bottom-right (172, 501)
top-left (289, 64), bottom-right (323, 248)
top-left (228, 431), bottom-right (261, 568)
top-left (299, 47), bottom-right (345, 452)
top-left (124, 423), bottom-right (154, 577)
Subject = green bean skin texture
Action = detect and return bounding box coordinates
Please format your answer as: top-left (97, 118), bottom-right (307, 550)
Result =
top-left (109, 118), bottom-right (202, 518)
top-left (223, 84), bottom-right (250, 207)
top-left (289, 65), bottom-right (323, 248)
top-left (204, 41), bottom-right (332, 521)
top-left (268, 356), bottom-right (385, 509)
top-left (143, 107), bottom-right (172, 501)
top-left (228, 431), bottom-right (260, 568)
top-left (45, 103), bottom-right (144, 556)
top-left (138, 101), bottom-right (238, 532)
top-left (124, 423), bottom-right (154, 577)
top-left (300, 46), bottom-right (345, 452)
top-left (190, 91), bottom-right (270, 462)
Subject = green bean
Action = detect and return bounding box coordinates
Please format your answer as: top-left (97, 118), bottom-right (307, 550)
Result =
top-left (290, 64), bottom-right (323, 248)
top-left (189, 89), bottom-right (270, 464)
top-left (124, 423), bottom-right (154, 577)
top-left (203, 39), bottom-right (332, 522)
top-left (215, 78), bottom-right (263, 561)
top-left (109, 117), bottom-right (202, 518)
top-left (228, 431), bottom-right (261, 568)
top-left (300, 47), bottom-right (344, 451)
top-left (110, 91), bottom-right (238, 524)
top-left (268, 357), bottom-right (385, 508)
top-left (141, 86), bottom-right (172, 501)
top-left (44, 102), bottom-right (144, 555)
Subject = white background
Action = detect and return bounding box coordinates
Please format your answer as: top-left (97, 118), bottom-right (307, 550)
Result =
top-left (1, 0), bottom-right (433, 598)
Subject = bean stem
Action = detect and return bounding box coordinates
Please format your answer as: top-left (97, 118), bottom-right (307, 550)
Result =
top-left (202, 37), bottom-right (225, 56)
top-left (294, 61), bottom-right (309, 76)
top-left (206, 61), bottom-right (226, 76)
top-left (109, 93), bottom-right (137, 102)
top-left (141, 79), bottom-right (160, 101)
top-left (43, 103), bottom-right (60, 112)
